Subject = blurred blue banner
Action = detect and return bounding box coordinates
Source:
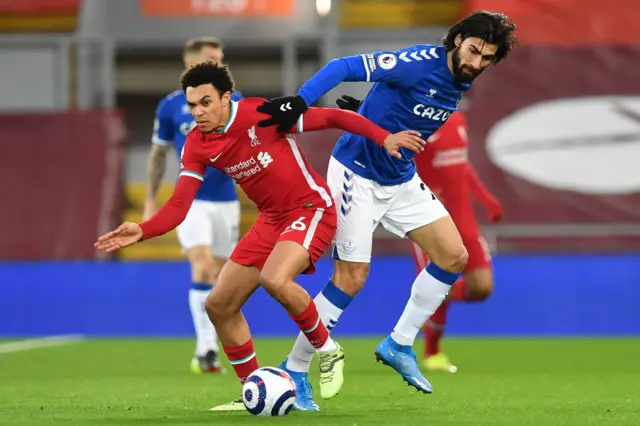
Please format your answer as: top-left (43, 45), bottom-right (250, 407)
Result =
top-left (1, 255), bottom-right (638, 337)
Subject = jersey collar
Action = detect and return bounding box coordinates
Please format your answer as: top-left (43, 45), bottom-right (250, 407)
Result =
top-left (200, 101), bottom-right (238, 140)
top-left (216, 100), bottom-right (238, 133)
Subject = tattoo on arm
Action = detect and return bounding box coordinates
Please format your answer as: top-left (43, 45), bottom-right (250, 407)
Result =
top-left (146, 144), bottom-right (168, 200)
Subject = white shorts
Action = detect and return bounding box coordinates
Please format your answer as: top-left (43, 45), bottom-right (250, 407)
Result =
top-left (327, 156), bottom-right (449, 263)
top-left (176, 199), bottom-right (240, 258)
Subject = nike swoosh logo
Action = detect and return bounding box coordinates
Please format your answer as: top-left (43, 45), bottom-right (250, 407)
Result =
top-left (209, 152), bottom-right (223, 162)
top-left (388, 347), bottom-right (395, 357)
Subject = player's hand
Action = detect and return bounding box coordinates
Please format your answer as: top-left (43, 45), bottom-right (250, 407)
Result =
top-left (485, 198), bottom-right (503, 222)
top-left (257, 96), bottom-right (308, 132)
top-left (383, 130), bottom-right (426, 159)
top-left (336, 95), bottom-right (362, 112)
top-left (142, 199), bottom-right (157, 221)
top-left (94, 222), bottom-right (143, 252)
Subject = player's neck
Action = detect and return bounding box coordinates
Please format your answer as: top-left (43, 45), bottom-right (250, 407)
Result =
top-left (212, 104), bottom-right (232, 133)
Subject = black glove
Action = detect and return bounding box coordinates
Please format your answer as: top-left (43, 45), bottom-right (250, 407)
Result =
top-left (336, 95), bottom-right (362, 112)
top-left (257, 95), bottom-right (308, 132)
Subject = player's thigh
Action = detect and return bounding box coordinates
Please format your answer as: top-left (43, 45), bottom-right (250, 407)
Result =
top-left (206, 259), bottom-right (261, 319)
top-left (177, 200), bottom-right (213, 252)
top-left (260, 240), bottom-right (313, 307)
top-left (261, 208), bottom-right (336, 309)
top-left (271, 206), bottom-right (337, 276)
top-left (382, 173), bottom-right (449, 239)
top-left (385, 175), bottom-right (467, 271)
top-left (409, 240), bottom-right (429, 272)
top-left (326, 157), bottom-right (380, 264)
top-left (229, 217), bottom-right (277, 273)
top-left (209, 200), bottom-right (240, 260)
top-left (408, 216), bottom-right (468, 272)
top-left (326, 158), bottom-right (381, 294)
top-left (185, 245), bottom-right (216, 283)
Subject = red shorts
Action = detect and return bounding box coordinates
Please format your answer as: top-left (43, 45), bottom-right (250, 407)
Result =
top-left (230, 206), bottom-right (337, 274)
top-left (410, 234), bottom-right (492, 273)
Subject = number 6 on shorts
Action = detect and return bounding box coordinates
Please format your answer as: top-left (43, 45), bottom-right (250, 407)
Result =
top-left (290, 216), bottom-right (307, 231)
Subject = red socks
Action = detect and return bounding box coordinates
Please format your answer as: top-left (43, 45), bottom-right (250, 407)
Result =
top-left (224, 339), bottom-right (259, 384)
top-left (290, 300), bottom-right (330, 349)
top-left (223, 301), bottom-right (330, 383)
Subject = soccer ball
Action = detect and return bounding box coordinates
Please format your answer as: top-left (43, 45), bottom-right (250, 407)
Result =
top-left (242, 367), bottom-right (297, 416)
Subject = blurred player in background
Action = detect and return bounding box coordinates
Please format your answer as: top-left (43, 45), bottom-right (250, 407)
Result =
top-left (256, 11), bottom-right (516, 409)
top-left (410, 110), bottom-right (503, 373)
top-left (96, 62), bottom-right (425, 411)
top-left (143, 37), bottom-right (243, 374)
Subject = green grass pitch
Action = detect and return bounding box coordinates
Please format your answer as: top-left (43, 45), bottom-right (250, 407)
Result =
top-left (1, 338), bottom-right (639, 425)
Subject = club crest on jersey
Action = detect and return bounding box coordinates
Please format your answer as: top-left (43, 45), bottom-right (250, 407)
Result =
top-left (248, 125), bottom-right (260, 147)
top-left (377, 53), bottom-right (397, 70)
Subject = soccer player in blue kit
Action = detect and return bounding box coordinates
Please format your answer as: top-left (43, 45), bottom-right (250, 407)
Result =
top-left (144, 37), bottom-right (243, 373)
top-left (256, 11), bottom-right (517, 410)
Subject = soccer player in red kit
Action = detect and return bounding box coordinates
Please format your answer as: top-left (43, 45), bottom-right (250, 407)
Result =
top-left (95, 61), bottom-right (425, 410)
top-left (411, 111), bottom-right (503, 373)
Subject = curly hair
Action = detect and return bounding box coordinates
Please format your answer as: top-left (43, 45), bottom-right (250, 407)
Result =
top-left (180, 61), bottom-right (235, 96)
top-left (443, 10), bottom-right (518, 63)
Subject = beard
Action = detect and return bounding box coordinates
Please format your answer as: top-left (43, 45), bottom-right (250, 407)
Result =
top-left (452, 47), bottom-right (484, 83)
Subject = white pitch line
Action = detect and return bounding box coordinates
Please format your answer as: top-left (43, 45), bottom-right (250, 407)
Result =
top-left (0, 334), bottom-right (84, 354)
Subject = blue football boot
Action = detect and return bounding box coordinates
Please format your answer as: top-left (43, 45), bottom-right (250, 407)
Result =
top-left (278, 360), bottom-right (320, 411)
top-left (374, 336), bottom-right (433, 394)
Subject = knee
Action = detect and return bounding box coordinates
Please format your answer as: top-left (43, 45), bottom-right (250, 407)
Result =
top-left (467, 275), bottom-right (494, 300)
top-left (191, 257), bottom-right (218, 284)
top-left (433, 245), bottom-right (468, 274)
top-left (204, 288), bottom-right (234, 322)
top-left (259, 270), bottom-right (292, 304)
top-left (331, 262), bottom-right (369, 296)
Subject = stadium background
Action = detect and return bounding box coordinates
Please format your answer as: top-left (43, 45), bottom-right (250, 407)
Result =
top-left (1, 0), bottom-right (639, 339)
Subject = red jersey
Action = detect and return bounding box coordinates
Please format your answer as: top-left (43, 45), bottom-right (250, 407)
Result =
top-left (139, 98), bottom-right (390, 239)
top-left (414, 112), bottom-right (496, 232)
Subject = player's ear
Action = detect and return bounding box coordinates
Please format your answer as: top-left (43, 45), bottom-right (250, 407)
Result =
top-left (454, 34), bottom-right (462, 47)
top-left (221, 91), bottom-right (232, 106)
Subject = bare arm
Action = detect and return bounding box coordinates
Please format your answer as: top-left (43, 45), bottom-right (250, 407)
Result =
top-left (146, 143), bottom-right (169, 202)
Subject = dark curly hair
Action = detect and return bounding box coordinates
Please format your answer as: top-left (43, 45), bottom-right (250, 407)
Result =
top-left (180, 61), bottom-right (235, 96)
top-left (443, 10), bottom-right (517, 63)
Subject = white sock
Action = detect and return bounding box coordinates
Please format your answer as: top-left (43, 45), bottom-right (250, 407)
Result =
top-left (286, 289), bottom-right (351, 372)
top-left (318, 337), bottom-right (337, 353)
top-left (189, 285), bottom-right (219, 356)
top-left (391, 265), bottom-right (456, 346)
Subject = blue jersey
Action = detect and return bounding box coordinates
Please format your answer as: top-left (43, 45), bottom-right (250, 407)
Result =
top-left (152, 90), bottom-right (243, 202)
top-left (298, 45), bottom-right (470, 185)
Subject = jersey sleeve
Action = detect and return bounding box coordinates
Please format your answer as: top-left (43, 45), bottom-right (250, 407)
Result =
top-left (138, 138), bottom-right (205, 240)
top-left (292, 107), bottom-right (390, 146)
top-left (360, 45), bottom-right (434, 87)
top-left (138, 174), bottom-right (202, 240)
top-left (178, 138), bottom-right (207, 182)
top-left (152, 98), bottom-right (174, 146)
top-left (297, 45), bottom-right (433, 106)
